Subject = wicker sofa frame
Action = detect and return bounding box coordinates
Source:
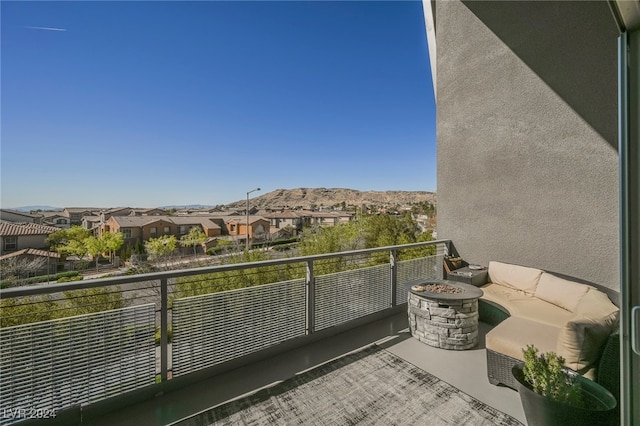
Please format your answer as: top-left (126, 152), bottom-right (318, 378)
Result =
top-left (480, 282), bottom-right (621, 405)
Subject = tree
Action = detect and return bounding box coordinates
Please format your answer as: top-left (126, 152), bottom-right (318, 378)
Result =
top-left (298, 221), bottom-right (364, 275)
top-left (172, 249), bottom-right (299, 299)
top-left (47, 226), bottom-right (92, 267)
top-left (46, 229), bottom-right (70, 251)
top-left (59, 239), bottom-right (89, 268)
top-left (101, 231), bottom-right (124, 263)
top-left (84, 236), bottom-right (108, 271)
top-left (216, 239), bottom-right (233, 254)
top-left (145, 235), bottom-right (177, 268)
top-left (67, 226), bottom-right (92, 242)
top-left (1, 288), bottom-right (129, 327)
top-left (0, 256), bottom-right (48, 285)
top-left (63, 287), bottom-right (127, 316)
top-left (0, 296), bottom-right (59, 327)
top-left (180, 227), bottom-right (207, 258)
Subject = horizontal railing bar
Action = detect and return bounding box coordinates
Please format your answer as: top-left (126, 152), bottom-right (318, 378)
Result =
top-left (1, 240), bottom-right (449, 299)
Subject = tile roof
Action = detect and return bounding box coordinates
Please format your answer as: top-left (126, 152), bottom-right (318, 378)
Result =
top-left (110, 215), bottom-right (221, 229)
top-left (307, 211), bottom-right (354, 218)
top-left (132, 208), bottom-right (165, 214)
top-left (103, 207), bottom-right (132, 214)
top-left (0, 209), bottom-right (39, 219)
top-left (40, 211), bottom-right (67, 218)
top-left (64, 207), bottom-right (99, 212)
top-left (261, 211), bottom-right (302, 219)
top-left (170, 217), bottom-right (221, 229)
top-left (0, 222), bottom-right (60, 236)
top-left (0, 248), bottom-right (60, 260)
top-left (225, 216), bottom-right (268, 224)
top-left (110, 216), bottom-right (167, 227)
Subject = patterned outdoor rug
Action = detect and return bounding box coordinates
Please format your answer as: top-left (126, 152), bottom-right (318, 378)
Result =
top-left (173, 345), bottom-right (523, 426)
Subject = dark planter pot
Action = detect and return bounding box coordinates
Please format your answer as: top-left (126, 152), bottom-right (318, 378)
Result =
top-left (512, 364), bottom-right (617, 426)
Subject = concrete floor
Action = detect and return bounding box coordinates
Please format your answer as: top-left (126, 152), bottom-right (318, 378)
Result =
top-left (85, 312), bottom-right (525, 426)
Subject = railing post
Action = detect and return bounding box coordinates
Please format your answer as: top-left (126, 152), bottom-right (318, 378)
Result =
top-left (438, 243), bottom-right (446, 279)
top-left (306, 260), bottom-right (315, 334)
top-left (390, 249), bottom-right (397, 306)
top-left (160, 278), bottom-right (168, 382)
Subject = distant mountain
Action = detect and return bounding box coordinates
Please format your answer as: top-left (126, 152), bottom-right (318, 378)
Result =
top-left (8, 206), bottom-right (62, 212)
top-left (6, 190), bottom-right (435, 214)
top-left (226, 188), bottom-right (436, 210)
top-left (160, 204), bottom-right (215, 210)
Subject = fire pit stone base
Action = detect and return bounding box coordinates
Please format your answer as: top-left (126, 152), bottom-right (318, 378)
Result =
top-left (407, 290), bottom-right (480, 350)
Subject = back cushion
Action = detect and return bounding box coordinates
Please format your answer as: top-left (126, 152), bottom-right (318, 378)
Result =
top-left (574, 288), bottom-right (619, 319)
top-left (556, 289), bottom-right (619, 373)
top-left (535, 273), bottom-right (591, 312)
top-left (488, 261), bottom-right (543, 295)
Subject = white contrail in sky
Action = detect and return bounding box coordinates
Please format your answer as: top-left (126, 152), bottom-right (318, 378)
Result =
top-left (24, 26), bottom-right (67, 32)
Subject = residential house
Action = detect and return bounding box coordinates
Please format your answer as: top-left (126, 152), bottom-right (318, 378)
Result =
top-left (95, 207), bottom-right (136, 224)
top-left (63, 208), bottom-right (98, 225)
top-left (170, 216), bottom-right (223, 238)
top-left (103, 215), bottom-right (222, 245)
top-left (82, 216), bottom-right (102, 232)
top-left (0, 209), bottom-right (41, 224)
top-left (131, 208), bottom-right (165, 216)
top-left (80, 208), bottom-right (167, 233)
top-left (306, 211), bottom-right (353, 227)
top-left (0, 222), bottom-right (60, 255)
top-left (261, 210), bottom-right (305, 235)
top-left (414, 214), bottom-right (431, 233)
top-left (174, 207), bottom-right (224, 216)
top-left (102, 207), bottom-right (135, 218)
top-left (225, 216), bottom-right (270, 240)
top-left (0, 248), bottom-right (60, 276)
top-left (40, 211), bottom-right (71, 229)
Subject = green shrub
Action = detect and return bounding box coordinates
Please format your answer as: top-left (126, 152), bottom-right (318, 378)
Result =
top-left (125, 264), bottom-right (156, 275)
top-left (0, 279), bottom-right (15, 289)
top-left (206, 247), bottom-right (222, 255)
top-left (0, 296), bottom-right (60, 327)
top-left (62, 286), bottom-right (127, 316)
top-left (57, 271), bottom-right (80, 278)
top-left (272, 238), bottom-right (298, 246)
top-left (1, 271), bottom-right (81, 287)
top-left (522, 345), bottom-right (583, 408)
top-left (2, 285), bottom-right (128, 327)
top-left (57, 276), bottom-right (84, 283)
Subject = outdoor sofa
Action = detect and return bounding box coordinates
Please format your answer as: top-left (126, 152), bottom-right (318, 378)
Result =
top-left (478, 261), bottom-right (620, 403)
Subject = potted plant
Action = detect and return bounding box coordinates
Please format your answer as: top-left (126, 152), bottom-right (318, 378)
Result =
top-left (512, 345), bottom-right (617, 426)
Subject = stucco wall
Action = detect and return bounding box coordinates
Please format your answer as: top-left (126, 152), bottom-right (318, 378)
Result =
top-left (435, 1), bottom-right (620, 289)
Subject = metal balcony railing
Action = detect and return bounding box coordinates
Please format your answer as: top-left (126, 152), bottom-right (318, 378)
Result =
top-left (0, 240), bottom-right (449, 424)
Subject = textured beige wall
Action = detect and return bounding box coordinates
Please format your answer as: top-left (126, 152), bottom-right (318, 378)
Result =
top-left (435, 1), bottom-right (620, 289)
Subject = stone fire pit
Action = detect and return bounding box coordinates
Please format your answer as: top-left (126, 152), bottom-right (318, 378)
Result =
top-left (406, 280), bottom-right (483, 350)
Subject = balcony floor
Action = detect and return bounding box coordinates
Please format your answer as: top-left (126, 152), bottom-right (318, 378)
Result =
top-left (86, 312), bottom-right (525, 425)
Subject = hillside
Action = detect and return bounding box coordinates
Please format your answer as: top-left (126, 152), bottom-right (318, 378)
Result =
top-left (226, 188), bottom-right (436, 210)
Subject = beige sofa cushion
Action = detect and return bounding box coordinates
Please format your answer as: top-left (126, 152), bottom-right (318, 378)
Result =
top-left (505, 298), bottom-right (574, 328)
top-left (486, 317), bottom-right (560, 360)
top-left (488, 261), bottom-right (543, 295)
top-left (574, 288), bottom-right (619, 319)
top-left (556, 289), bottom-right (619, 376)
top-left (480, 283), bottom-right (531, 314)
top-left (480, 283), bottom-right (574, 327)
top-left (535, 272), bottom-right (591, 312)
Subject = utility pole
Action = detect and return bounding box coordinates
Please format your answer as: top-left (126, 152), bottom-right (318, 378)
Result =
top-left (246, 188), bottom-right (260, 251)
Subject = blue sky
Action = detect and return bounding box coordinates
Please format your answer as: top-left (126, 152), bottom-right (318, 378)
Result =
top-left (1, 1), bottom-right (436, 209)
